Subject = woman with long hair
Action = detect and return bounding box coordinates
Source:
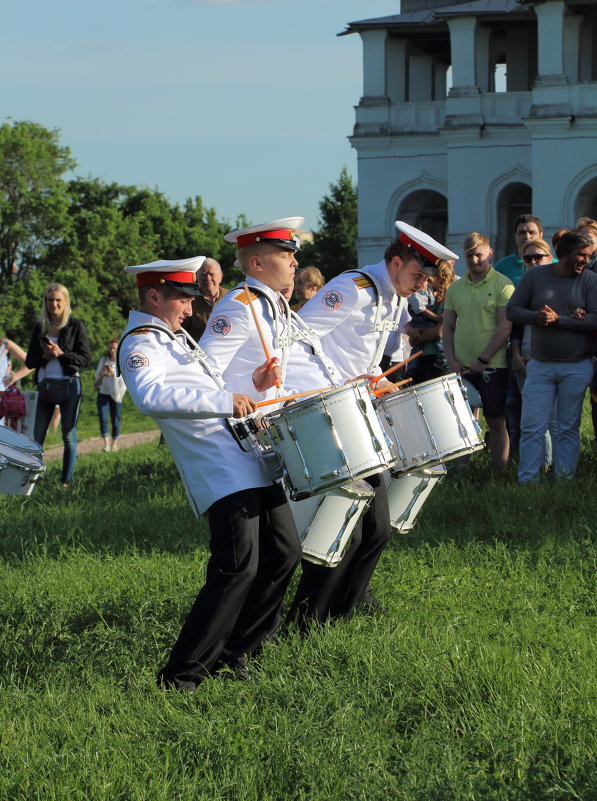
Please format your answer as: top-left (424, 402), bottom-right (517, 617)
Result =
top-left (94, 338), bottom-right (126, 452)
top-left (25, 283), bottom-right (91, 486)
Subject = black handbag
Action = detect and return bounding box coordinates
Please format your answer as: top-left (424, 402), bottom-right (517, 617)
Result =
top-left (38, 378), bottom-right (70, 405)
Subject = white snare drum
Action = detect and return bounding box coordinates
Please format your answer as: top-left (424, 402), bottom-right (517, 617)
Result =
top-left (384, 464), bottom-right (446, 533)
top-left (376, 374), bottom-right (483, 474)
top-left (0, 425), bottom-right (43, 459)
top-left (263, 383), bottom-right (393, 500)
top-left (289, 479), bottom-right (374, 567)
top-left (0, 442), bottom-right (46, 495)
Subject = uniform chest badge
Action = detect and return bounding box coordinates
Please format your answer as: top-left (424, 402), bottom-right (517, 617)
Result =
top-left (322, 289), bottom-right (343, 310)
top-left (209, 315), bottom-right (232, 336)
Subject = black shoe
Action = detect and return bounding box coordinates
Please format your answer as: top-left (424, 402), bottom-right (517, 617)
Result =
top-left (356, 587), bottom-right (388, 615)
top-left (212, 656), bottom-right (252, 681)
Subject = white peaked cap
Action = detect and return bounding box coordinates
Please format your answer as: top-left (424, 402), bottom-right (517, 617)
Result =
top-left (225, 217), bottom-right (304, 251)
top-left (395, 220), bottom-right (458, 275)
top-left (124, 255), bottom-right (206, 293)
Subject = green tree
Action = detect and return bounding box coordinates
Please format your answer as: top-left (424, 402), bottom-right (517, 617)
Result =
top-left (0, 122), bottom-right (254, 353)
top-left (305, 167), bottom-right (357, 280)
top-left (0, 120), bottom-right (76, 283)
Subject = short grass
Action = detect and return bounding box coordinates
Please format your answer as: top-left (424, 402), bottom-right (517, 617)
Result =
top-left (0, 411), bottom-right (595, 801)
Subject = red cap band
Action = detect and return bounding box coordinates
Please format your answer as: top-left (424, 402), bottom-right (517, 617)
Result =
top-left (135, 271), bottom-right (198, 288)
top-left (236, 229), bottom-right (294, 249)
top-left (398, 233), bottom-right (441, 267)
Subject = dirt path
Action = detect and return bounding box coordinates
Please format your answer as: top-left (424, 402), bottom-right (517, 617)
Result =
top-left (43, 429), bottom-right (160, 462)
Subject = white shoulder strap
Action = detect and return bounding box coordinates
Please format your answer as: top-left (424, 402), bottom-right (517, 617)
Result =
top-left (116, 324), bottom-right (225, 390)
top-left (349, 269), bottom-right (404, 373)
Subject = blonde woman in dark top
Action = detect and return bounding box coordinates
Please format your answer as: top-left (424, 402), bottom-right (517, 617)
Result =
top-left (25, 283), bottom-right (91, 486)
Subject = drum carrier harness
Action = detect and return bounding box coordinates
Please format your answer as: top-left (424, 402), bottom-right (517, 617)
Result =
top-left (116, 324), bottom-right (226, 389)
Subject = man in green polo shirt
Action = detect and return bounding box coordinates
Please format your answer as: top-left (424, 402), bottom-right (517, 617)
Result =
top-left (443, 232), bottom-right (515, 472)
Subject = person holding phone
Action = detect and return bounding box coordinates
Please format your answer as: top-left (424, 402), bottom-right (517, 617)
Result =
top-left (25, 283), bottom-right (91, 486)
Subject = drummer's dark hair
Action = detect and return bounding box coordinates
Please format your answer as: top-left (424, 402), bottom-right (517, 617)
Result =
top-left (384, 238), bottom-right (412, 264)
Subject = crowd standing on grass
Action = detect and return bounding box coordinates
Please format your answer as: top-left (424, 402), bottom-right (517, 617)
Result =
top-left (24, 283), bottom-right (91, 487)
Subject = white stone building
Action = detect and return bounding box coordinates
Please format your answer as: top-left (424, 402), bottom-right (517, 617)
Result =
top-left (341, 0), bottom-right (597, 268)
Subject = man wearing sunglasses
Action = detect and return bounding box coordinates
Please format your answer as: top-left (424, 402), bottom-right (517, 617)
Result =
top-left (495, 214), bottom-right (545, 287)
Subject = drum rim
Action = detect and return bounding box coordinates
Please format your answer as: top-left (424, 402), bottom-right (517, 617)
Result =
top-left (264, 379), bottom-right (369, 419)
top-left (412, 372), bottom-right (461, 391)
top-left (0, 442), bottom-right (43, 468)
top-left (0, 426), bottom-right (43, 453)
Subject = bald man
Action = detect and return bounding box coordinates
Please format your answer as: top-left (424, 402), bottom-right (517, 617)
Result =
top-left (182, 258), bottom-right (228, 341)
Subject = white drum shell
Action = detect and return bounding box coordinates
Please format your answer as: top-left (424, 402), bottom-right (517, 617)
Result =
top-left (288, 480), bottom-right (374, 567)
top-left (377, 374), bottom-right (483, 474)
top-left (0, 442), bottom-right (45, 496)
top-left (384, 464), bottom-right (446, 533)
top-left (264, 384), bottom-right (393, 500)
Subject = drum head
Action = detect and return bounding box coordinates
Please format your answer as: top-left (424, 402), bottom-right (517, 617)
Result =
top-left (0, 442), bottom-right (42, 468)
top-left (0, 426), bottom-right (42, 455)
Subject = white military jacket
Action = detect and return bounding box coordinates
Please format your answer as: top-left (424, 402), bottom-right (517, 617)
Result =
top-left (200, 276), bottom-right (337, 402)
top-left (298, 260), bottom-right (409, 381)
top-left (119, 310), bottom-right (272, 516)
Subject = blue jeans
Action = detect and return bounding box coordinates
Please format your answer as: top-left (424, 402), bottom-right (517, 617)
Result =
top-left (34, 377), bottom-right (82, 484)
top-left (518, 359), bottom-right (592, 482)
top-left (96, 393), bottom-right (122, 439)
top-left (515, 371), bottom-right (557, 470)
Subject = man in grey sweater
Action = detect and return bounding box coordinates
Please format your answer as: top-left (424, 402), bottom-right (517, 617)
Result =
top-left (506, 230), bottom-right (597, 482)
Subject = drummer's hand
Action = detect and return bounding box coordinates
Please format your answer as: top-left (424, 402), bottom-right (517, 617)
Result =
top-left (347, 373), bottom-right (377, 385)
top-left (373, 378), bottom-right (394, 391)
top-left (232, 394), bottom-right (257, 418)
top-left (252, 357), bottom-right (282, 392)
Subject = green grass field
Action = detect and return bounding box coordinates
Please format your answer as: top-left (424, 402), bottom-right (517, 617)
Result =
top-left (0, 407), bottom-right (595, 800)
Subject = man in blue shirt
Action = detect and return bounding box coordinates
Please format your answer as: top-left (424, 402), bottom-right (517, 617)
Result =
top-left (494, 214), bottom-right (544, 288)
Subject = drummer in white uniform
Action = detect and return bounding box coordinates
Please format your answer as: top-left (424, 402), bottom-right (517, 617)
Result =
top-left (118, 256), bottom-right (302, 691)
top-left (286, 221), bottom-right (459, 624)
top-left (199, 217), bottom-right (342, 402)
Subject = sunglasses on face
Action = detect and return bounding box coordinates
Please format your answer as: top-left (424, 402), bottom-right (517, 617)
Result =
top-left (523, 253), bottom-right (549, 264)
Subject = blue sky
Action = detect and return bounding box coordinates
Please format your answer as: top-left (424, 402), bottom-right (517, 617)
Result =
top-left (3, 0), bottom-right (402, 232)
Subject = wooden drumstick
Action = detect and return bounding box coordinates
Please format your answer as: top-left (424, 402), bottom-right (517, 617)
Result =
top-left (255, 387), bottom-right (333, 408)
top-left (369, 350), bottom-right (423, 384)
top-left (244, 282), bottom-right (280, 389)
top-left (372, 377), bottom-right (412, 397)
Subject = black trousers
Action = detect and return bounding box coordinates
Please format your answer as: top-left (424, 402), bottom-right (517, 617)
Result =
top-left (158, 482), bottom-right (301, 691)
top-left (287, 474), bottom-right (391, 628)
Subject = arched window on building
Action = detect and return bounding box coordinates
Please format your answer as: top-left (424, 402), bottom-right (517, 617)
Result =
top-left (574, 176), bottom-right (597, 224)
top-left (397, 190), bottom-right (448, 245)
top-left (496, 182), bottom-right (532, 259)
